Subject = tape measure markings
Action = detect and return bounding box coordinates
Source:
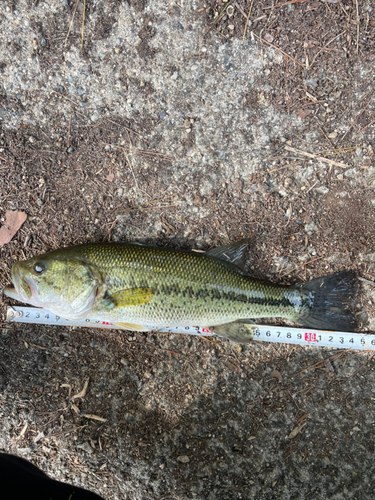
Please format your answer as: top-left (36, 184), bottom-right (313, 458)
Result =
top-left (6, 306), bottom-right (375, 350)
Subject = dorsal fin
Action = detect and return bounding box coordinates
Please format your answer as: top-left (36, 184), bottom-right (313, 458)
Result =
top-left (205, 239), bottom-right (250, 271)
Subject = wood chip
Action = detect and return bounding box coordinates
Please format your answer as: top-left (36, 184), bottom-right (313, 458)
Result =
top-left (61, 383), bottom-right (72, 398)
top-left (288, 422), bottom-right (307, 439)
top-left (71, 403), bottom-right (80, 415)
top-left (83, 414), bottom-right (107, 422)
top-left (72, 378), bottom-right (89, 401)
top-left (17, 422), bottom-right (28, 440)
top-left (0, 210), bottom-right (27, 246)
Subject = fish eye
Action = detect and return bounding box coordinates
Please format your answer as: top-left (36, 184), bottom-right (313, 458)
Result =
top-left (33, 263), bottom-right (45, 275)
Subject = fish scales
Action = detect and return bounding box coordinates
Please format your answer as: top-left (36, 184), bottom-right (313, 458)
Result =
top-left (78, 243), bottom-right (299, 327)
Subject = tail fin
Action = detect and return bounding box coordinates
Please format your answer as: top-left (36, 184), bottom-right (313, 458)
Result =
top-left (296, 271), bottom-right (358, 332)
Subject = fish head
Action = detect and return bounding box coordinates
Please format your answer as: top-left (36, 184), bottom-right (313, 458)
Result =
top-left (4, 252), bottom-right (105, 320)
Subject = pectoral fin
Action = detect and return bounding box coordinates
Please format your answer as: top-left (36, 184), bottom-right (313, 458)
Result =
top-left (103, 287), bottom-right (154, 308)
top-left (210, 321), bottom-right (255, 343)
top-left (116, 322), bottom-right (150, 332)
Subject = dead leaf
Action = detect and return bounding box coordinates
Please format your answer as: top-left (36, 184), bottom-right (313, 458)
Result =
top-left (106, 173), bottom-right (115, 182)
top-left (298, 109), bottom-right (311, 119)
top-left (288, 422), bottom-right (307, 439)
top-left (271, 369), bottom-right (282, 382)
top-left (0, 211), bottom-right (27, 246)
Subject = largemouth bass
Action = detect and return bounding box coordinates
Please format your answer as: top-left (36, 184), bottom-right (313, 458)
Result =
top-left (3, 241), bottom-right (357, 342)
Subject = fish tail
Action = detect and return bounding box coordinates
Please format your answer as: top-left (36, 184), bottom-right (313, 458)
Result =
top-left (295, 271), bottom-right (358, 332)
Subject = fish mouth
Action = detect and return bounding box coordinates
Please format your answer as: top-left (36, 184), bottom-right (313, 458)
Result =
top-left (3, 263), bottom-right (34, 302)
top-left (3, 283), bottom-right (19, 300)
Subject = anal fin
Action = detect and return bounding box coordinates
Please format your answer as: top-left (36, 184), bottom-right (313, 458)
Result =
top-left (209, 321), bottom-right (254, 343)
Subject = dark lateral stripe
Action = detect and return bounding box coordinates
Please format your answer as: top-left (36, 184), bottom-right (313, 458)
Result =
top-left (105, 280), bottom-right (297, 310)
top-left (162, 285), bottom-right (294, 309)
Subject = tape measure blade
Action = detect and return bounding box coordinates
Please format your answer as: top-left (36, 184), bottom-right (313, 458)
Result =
top-left (253, 325), bottom-right (375, 350)
top-left (6, 306), bottom-right (375, 350)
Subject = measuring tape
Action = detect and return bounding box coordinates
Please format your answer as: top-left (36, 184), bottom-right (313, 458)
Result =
top-left (6, 306), bottom-right (375, 350)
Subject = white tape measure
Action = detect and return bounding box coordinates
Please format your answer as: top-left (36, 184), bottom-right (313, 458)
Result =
top-left (6, 306), bottom-right (375, 350)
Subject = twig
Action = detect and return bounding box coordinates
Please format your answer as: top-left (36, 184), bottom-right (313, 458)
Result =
top-left (143, 343), bottom-right (184, 356)
top-left (280, 255), bottom-right (326, 278)
top-left (308, 30), bottom-right (346, 70)
top-left (122, 129), bottom-right (140, 195)
top-left (109, 193), bottom-right (177, 216)
top-left (319, 146), bottom-right (363, 155)
top-left (44, 426), bottom-right (86, 439)
top-left (185, 54), bottom-right (211, 59)
top-left (105, 219), bottom-right (116, 242)
top-left (0, 156), bottom-right (13, 165)
top-left (341, 352), bottom-right (374, 380)
top-left (65, 0), bottom-right (80, 46)
top-left (235, 2), bottom-right (250, 20)
top-left (338, 98), bottom-right (373, 144)
top-left (243, 0), bottom-right (255, 41)
top-left (252, 32), bottom-right (304, 67)
top-left (83, 414), bottom-right (107, 422)
top-left (102, 142), bottom-right (173, 159)
top-left (212, 0), bottom-right (235, 24)
top-left (305, 180), bottom-right (318, 195)
top-left (2, 184), bottom-right (17, 201)
top-left (267, 160), bottom-right (299, 174)
top-left (295, 350), bottom-right (350, 376)
top-left (355, 0), bottom-right (359, 54)
top-left (67, 113), bottom-right (72, 148)
top-left (284, 145), bottom-right (349, 168)
top-left (81, 0), bottom-right (86, 50)
top-left (50, 90), bottom-right (86, 117)
top-left (356, 118), bottom-right (375, 136)
top-left (264, 0), bottom-right (311, 8)
top-left (105, 118), bottom-right (142, 137)
top-left (201, 336), bottom-right (222, 348)
top-left (72, 378), bottom-right (89, 401)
